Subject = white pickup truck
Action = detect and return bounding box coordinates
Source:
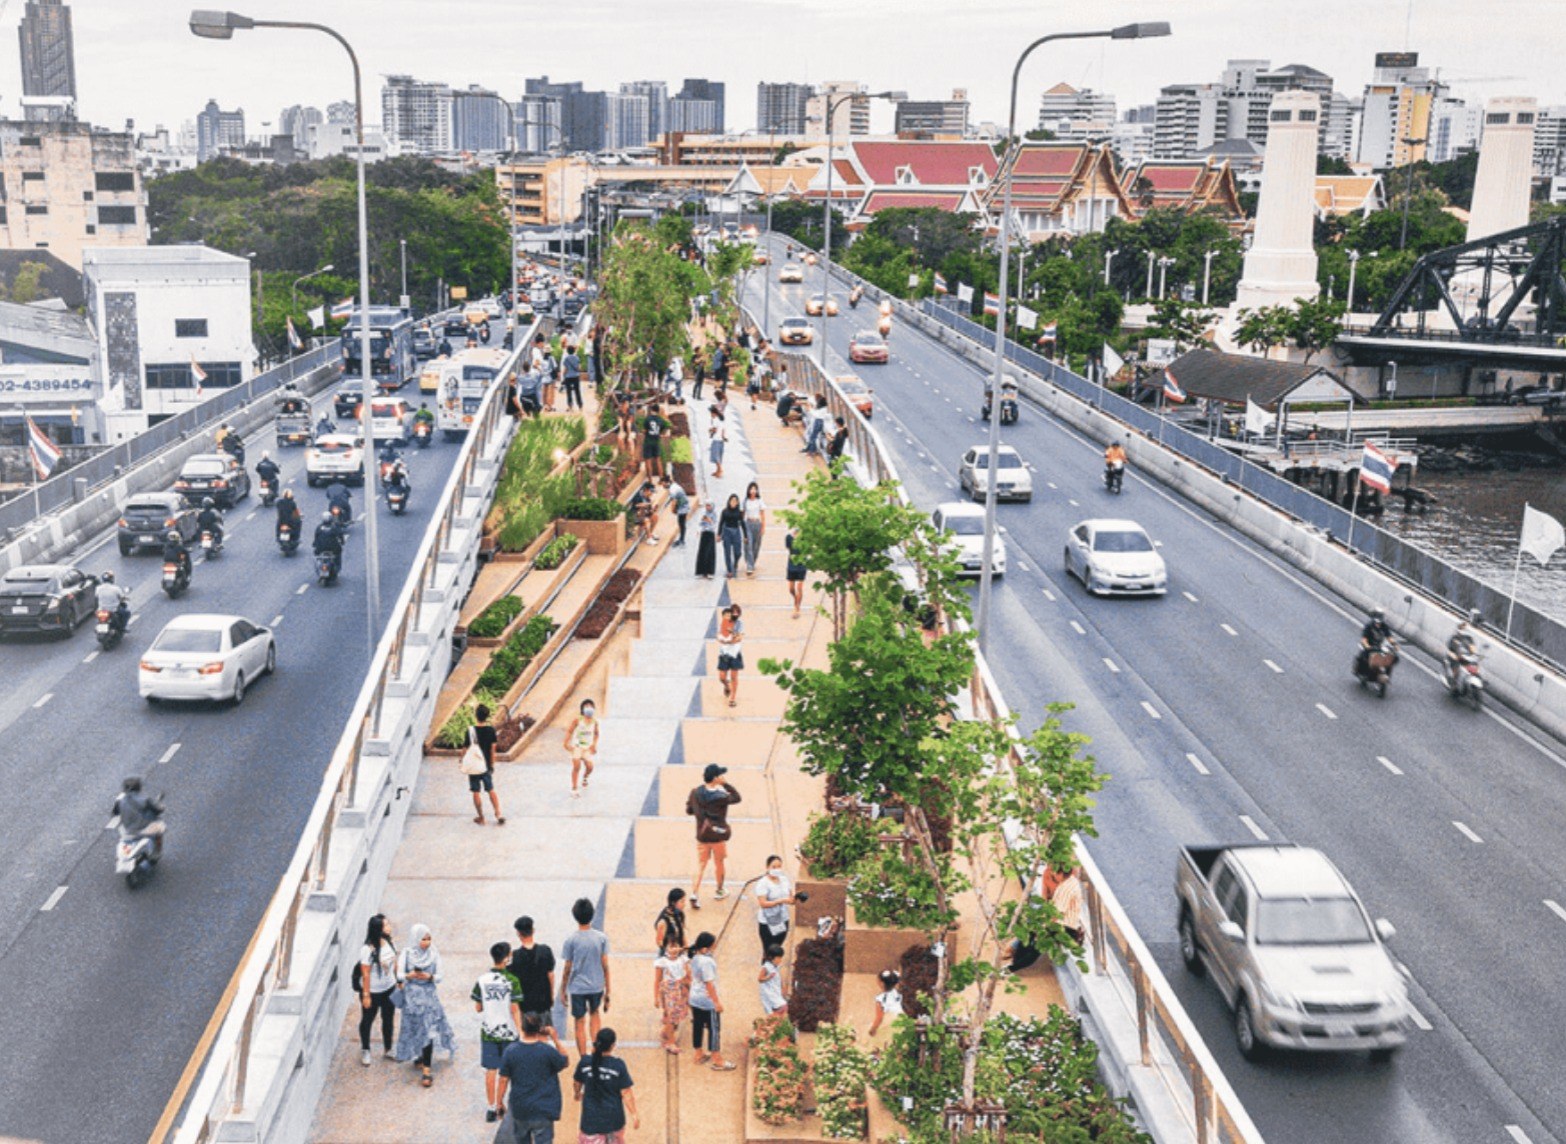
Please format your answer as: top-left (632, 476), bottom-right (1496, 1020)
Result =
top-left (1175, 843), bottom-right (1409, 1062)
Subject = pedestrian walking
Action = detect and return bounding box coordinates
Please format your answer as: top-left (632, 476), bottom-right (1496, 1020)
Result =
top-left (755, 854), bottom-right (797, 953)
top-left (694, 499), bottom-right (718, 579)
top-left (474, 941), bottom-right (524, 1123)
top-left (710, 343), bottom-right (728, 389)
top-left (868, 969), bottom-right (904, 1036)
top-left (394, 924), bottom-right (457, 1088)
top-left (654, 888), bottom-right (688, 952)
top-left (497, 1013), bottom-right (569, 1144)
top-left (508, 916), bottom-right (558, 1029)
top-left (785, 531), bottom-right (807, 618)
top-left (467, 704), bottom-right (505, 826)
top-left (663, 477), bottom-right (690, 547)
top-left (642, 402), bottom-right (667, 479)
top-left (542, 347), bottom-right (559, 413)
top-left (687, 764), bottom-right (742, 908)
top-left (561, 346), bottom-right (583, 410)
top-left (559, 898), bottom-right (613, 1057)
top-left (708, 409), bottom-right (727, 479)
top-left (758, 944), bottom-right (789, 1016)
top-left (573, 1028), bottom-right (640, 1141)
top-left (718, 493), bottom-right (744, 579)
top-left (614, 390), bottom-right (634, 445)
top-left (563, 698), bottom-right (600, 798)
top-left (716, 604), bottom-right (744, 708)
top-left (692, 346), bottom-right (707, 403)
top-left (687, 932), bottom-right (736, 1070)
top-left (653, 934), bottom-right (691, 1054)
top-left (667, 353), bottom-right (685, 402)
top-left (741, 481), bottom-right (766, 576)
top-left (357, 914), bottom-right (399, 1066)
top-left (802, 395), bottom-right (829, 454)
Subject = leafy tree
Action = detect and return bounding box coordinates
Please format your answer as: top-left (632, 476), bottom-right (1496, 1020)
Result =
top-left (1317, 154), bottom-right (1355, 176)
top-left (0, 261), bottom-right (49, 304)
top-left (1146, 299), bottom-right (1214, 351)
top-left (593, 224), bottom-right (701, 386)
top-left (1234, 305), bottom-right (1293, 356)
top-left (1234, 297), bottom-right (1345, 362)
top-left (768, 199), bottom-right (843, 252)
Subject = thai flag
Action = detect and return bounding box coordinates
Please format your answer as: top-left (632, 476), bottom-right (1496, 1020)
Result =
top-left (330, 297), bottom-right (355, 321)
top-left (1162, 369), bottom-right (1187, 404)
top-left (1041, 322), bottom-right (1058, 341)
top-left (286, 316), bottom-right (304, 351)
top-left (190, 356), bottom-right (208, 398)
top-left (25, 415), bottom-right (61, 479)
top-left (1359, 441), bottom-right (1395, 493)
top-left (983, 291), bottom-right (1000, 317)
top-left (933, 272), bottom-right (949, 295)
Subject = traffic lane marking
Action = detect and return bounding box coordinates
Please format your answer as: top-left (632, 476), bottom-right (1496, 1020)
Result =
top-left (1452, 821), bottom-right (1483, 844)
top-left (33, 693), bottom-right (53, 709)
top-left (1182, 591), bottom-right (1199, 603)
top-left (1263, 659), bottom-right (1283, 673)
top-left (1103, 658), bottom-right (1120, 673)
top-left (159, 742), bottom-right (181, 765)
top-left (1377, 756), bottom-right (1404, 775)
top-left (1545, 900), bottom-right (1566, 924)
top-left (1069, 620), bottom-right (1086, 635)
top-left (1316, 703), bottom-right (1338, 719)
top-left (40, 886), bottom-right (67, 912)
top-left (1185, 753), bottom-right (1210, 775)
top-left (1140, 701), bottom-right (1161, 720)
top-left (1239, 815), bottom-right (1268, 840)
top-left (1220, 623), bottom-right (1237, 636)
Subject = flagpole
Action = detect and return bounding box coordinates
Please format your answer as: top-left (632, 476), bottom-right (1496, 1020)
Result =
top-left (1505, 502), bottom-right (1530, 642)
top-left (1346, 470), bottom-right (1360, 552)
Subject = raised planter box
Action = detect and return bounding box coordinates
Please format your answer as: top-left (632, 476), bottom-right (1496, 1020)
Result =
top-left (844, 909), bottom-right (961, 976)
top-left (794, 861), bottom-right (847, 935)
top-left (558, 516), bottom-right (626, 556)
top-left (466, 541), bottom-right (586, 648)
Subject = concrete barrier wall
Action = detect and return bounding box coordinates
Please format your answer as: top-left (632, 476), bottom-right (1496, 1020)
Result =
top-left (899, 302), bottom-right (1566, 745)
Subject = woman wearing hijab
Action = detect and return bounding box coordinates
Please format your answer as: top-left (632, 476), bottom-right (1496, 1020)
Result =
top-left (395, 923), bottom-right (457, 1088)
top-left (694, 499), bottom-right (718, 580)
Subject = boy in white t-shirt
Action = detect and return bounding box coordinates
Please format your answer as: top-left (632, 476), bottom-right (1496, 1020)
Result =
top-left (471, 941), bottom-right (523, 1123)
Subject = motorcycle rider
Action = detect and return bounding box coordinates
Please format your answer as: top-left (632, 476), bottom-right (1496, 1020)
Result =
top-left (313, 510), bottom-right (346, 571)
top-left (1445, 611), bottom-right (1481, 689)
top-left (255, 450), bottom-right (281, 494)
top-left (1105, 440), bottom-right (1128, 488)
top-left (197, 497), bottom-right (225, 550)
top-left (275, 487), bottom-right (303, 539)
top-left (113, 777), bottom-right (166, 858)
top-left (413, 402), bottom-right (435, 431)
top-left (437, 335), bottom-right (453, 357)
top-left (275, 380), bottom-right (307, 414)
top-left (1356, 608), bottom-right (1398, 678)
top-left (316, 413), bottom-right (337, 439)
top-left (325, 480), bottom-right (353, 526)
top-left (386, 456), bottom-right (410, 494)
top-left (162, 529), bottom-right (192, 583)
top-left (94, 570), bottom-right (131, 634)
top-left (219, 424), bottom-right (245, 463)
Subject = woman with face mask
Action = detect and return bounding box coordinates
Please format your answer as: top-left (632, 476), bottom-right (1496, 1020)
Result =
top-left (563, 698), bottom-right (600, 798)
top-left (754, 855), bottom-right (799, 954)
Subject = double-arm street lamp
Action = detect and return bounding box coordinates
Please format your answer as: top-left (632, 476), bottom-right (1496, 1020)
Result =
top-left (191, 9), bottom-right (384, 652)
top-left (813, 89), bottom-right (905, 369)
top-left (292, 262), bottom-right (334, 314)
top-left (975, 22), bottom-right (1171, 648)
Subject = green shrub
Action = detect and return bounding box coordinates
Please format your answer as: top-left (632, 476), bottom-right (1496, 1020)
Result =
top-left (488, 416), bottom-right (586, 551)
top-left (749, 1015), bottom-right (808, 1126)
top-left (561, 496), bottom-right (624, 521)
top-left (813, 1024), bottom-right (871, 1140)
top-left (432, 691), bottom-right (499, 749)
top-left (467, 594), bottom-right (524, 639)
top-left (475, 614), bottom-right (557, 695)
top-left (533, 533), bottom-right (579, 571)
top-left (798, 812), bottom-right (882, 879)
top-left (495, 470), bottom-right (575, 553)
top-left (670, 437), bottom-right (694, 464)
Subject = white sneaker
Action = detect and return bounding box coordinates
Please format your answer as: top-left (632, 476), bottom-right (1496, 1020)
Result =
top-left (361, 1049), bottom-right (372, 1067)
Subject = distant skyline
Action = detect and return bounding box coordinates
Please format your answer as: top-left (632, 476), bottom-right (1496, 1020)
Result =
top-left (25, 0), bottom-right (1566, 137)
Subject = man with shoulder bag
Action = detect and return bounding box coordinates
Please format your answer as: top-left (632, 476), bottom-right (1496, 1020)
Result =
top-left (686, 764), bottom-right (741, 910)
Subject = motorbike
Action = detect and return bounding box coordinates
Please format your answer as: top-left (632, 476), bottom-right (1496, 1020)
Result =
top-left (277, 521), bottom-right (300, 556)
top-left (200, 529), bottom-right (223, 560)
top-left (316, 548), bottom-right (341, 587)
top-left (329, 501), bottom-right (352, 529)
top-left (412, 420), bottom-right (433, 449)
top-left (1446, 651), bottom-right (1484, 710)
top-left (259, 476), bottom-right (279, 506)
top-left (848, 290), bottom-right (862, 310)
top-left (387, 484), bottom-right (409, 515)
top-left (1105, 461), bottom-right (1125, 495)
top-left (115, 824), bottom-right (162, 889)
top-left (1354, 638), bottom-right (1398, 698)
top-left (162, 560), bottom-right (190, 599)
top-left (95, 607), bottom-right (127, 650)
top-left (981, 384), bottom-right (1020, 426)
top-left (478, 323), bottom-right (491, 345)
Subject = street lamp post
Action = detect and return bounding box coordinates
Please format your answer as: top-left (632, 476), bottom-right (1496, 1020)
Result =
top-left (399, 239), bottom-right (408, 306)
top-left (1202, 247), bottom-right (1218, 305)
top-left (1346, 248), bottom-right (1361, 313)
top-left (815, 89), bottom-right (904, 370)
top-left (1144, 249), bottom-right (1156, 299)
top-left (291, 263), bottom-right (334, 315)
top-left (1157, 255), bottom-right (1175, 300)
top-left (975, 21), bottom-right (1170, 648)
top-left (1103, 247), bottom-right (1119, 286)
top-left (1397, 136), bottom-right (1427, 251)
top-left (191, 7), bottom-right (383, 651)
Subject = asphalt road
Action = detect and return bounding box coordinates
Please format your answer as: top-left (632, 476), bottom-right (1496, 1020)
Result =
top-left (0, 374), bottom-right (462, 1143)
top-left (749, 258), bottom-right (1566, 1144)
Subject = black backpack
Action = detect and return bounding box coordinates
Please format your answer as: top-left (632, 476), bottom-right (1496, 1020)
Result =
top-left (351, 940), bottom-right (395, 994)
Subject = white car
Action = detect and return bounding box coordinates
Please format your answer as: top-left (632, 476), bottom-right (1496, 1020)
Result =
top-left (933, 502), bottom-right (1006, 578)
top-left (1064, 519), bottom-right (1168, 596)
top-left (139, 614), bottom-right (276, 705)
top-left (368, 397), bottom-right (412, 443)
top-left (778, 263), bottom-right (805, 284)
top-left (306, 432), bottom-right (365, 487)
top-left (958, 444), bottom-right (1033, 503)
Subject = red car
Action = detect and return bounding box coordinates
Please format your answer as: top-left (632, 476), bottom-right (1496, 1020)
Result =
top-left (834, 375), bottom-right (875, 419)
top-left (848, 331), bottom-right (889, 364)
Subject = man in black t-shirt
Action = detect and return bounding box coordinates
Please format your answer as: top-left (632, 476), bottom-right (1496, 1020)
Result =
top-left (642, 404), bottom-right (667, 479)
top-left (509, 915), bottom-right (558, 1027)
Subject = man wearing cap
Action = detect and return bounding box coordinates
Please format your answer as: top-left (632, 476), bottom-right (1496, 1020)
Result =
top-left (686, 764), bottom-right (742, 910)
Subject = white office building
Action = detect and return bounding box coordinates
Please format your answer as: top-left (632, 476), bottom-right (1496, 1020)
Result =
top-left (83, 246), bottom-right (253, 441)
top-left (1038, 83), bottom-right (1117, 140)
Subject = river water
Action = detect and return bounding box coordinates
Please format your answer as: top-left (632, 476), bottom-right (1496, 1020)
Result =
top-left (1379, 465), bottom-right (1566, 621)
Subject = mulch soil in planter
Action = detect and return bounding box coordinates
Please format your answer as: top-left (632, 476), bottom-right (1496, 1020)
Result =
top-left (787, 935), bottom-right (844, 1033)
top-left (574, 568), bottom-right (644, 640)
top-left (494, 712), bottom-right (538, 754)
top-left (673, 462), bottom-right (696, 496)
top-left (899, 944), bottom-right (940, 1019)
top-left (668, 410), bottom-right (691, 436)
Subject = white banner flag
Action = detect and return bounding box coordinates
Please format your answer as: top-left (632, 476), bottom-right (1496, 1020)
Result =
top-left (1520, 504), bottom-right (1565, 567)
top-left (956, 282), bottom-right (974, 304)
top-left (1244, 397), bottom-right (1275, 436)
top-left (908, 272), bottom-right (921, 288)
top-left (1016, 304), bottom-right (1037, 330)
top-left (308, 304), bottom-right (326, 331)
top-left (1101, 343), bottom-right (1125, 377)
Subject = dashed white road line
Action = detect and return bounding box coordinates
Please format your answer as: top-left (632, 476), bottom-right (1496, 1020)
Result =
top-left (296, 583), bottom-right (310, 595)
top-left (1544, 900), bottom-right (1566, 924)
top-left (1377, 756), bottom-right (1404, 776)
top-left (1185, 753), bottom-right (1210, 775)
top-left (271, 614), bottom-right (284, 626)
top-left (1220, 623), bottom-right (1238, 636)
top-left (158, 742), bottom-right (182, 765)
top-left (40, 886), bottom-right (67, 912)
top-left (1103, 658), bottom-right (1120, 673)
top-left (1016, 561), bottom-right (1029, 572)
top-left (127, 613), bottom-right (141, 627)
top-left (1407, 1004), bottom-right (1433, 1032)
top-left (33, 693), bottom-right (53, 709)
top-left (1316, 703), bottom-right (1338, 720)
top-left (1140, 700), bottom-right (1162, 720)
top-left (1068, 498), bottom-right (1079, 507)
top-left (1181, 591), bottom-right (1199, 603)
top-left (1047, 482), bottom-right (1058, 490)
top-left (1069, 620), bottom-right (1086, 635)
top-left (246, 510), bottom-right (259, 521)
top-left (1263, 659), bottom-right (1283, 674)
top-left (1041, 588), bottom-right (1056, 601)
top-left (82, 650), bottom-right (99, 664)
top-left (1239, 815), bottom-right (1268, 841)
top-left (1505, 1126), bottom-right (1535, 1144)
top-left (1452, 821), bottom-right (1484, 844)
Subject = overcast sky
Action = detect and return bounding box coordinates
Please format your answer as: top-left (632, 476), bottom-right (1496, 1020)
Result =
top-left (35, 0), bottom-right (1566, 137)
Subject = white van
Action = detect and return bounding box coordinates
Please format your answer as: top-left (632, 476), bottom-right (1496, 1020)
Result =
top-left (368, 397), bottom-right (412, 443)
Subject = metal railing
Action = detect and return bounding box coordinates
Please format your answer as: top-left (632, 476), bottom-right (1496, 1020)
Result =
top-left (169, 322), bottom-right (538, 1144)
top-left (752, 297), bottom-right (1262, 1144)
top-left (0, 343), bottom-right (337, 540)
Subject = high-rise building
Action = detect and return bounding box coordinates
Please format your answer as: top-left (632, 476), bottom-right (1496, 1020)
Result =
top-left (668, 97), bottom-right (718, 134)
top-left (1320, 92), bottom-right (1360, 160)
top-left (279, 105), bottom-right (323, 151)
top-left (1355, 52), bottom-right (1446, 169)
top-left (757, 82), bottom-right (813, 135)
top-left (526, 78), bottom-right (602, 152)
top-left (195, 99), bottom-right (245, 162)
top-left (807, 81), bottom-right (869, 137)
top-left (1534, 106), bottom-right (1566, 178)
top-left (675, 79), bottom-right (725, 132)
top-left (517, 94), bottom-right (563, 153)
top-left (1038, 83), bottom-right (1116, 139)
top-left (1429, 97), bottom-right (1482, 163)
top-left (18, 0), bottom-right (76, 123)
top-left (0, 118), bottom-right (146, 268)
top-left (1153, 84), bottom-right (1226, 159)
top-left (326, 100), bottom-right (355, 125)
top-left (895, 90), bottom-right (970, 137)
top-left (453, 85), bottom-right (510, 151)
top-left (381, 75), bottom-right (454, 154)
top-left (607, 92), bottom-right (650, 149)
top-left (621, 81), bottom-right (669, 139)
top-left (1154, 60), bottom-right (1345, 159)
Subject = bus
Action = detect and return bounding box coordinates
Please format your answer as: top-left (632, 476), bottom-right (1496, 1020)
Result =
top-left (340, 306), bottom-right (416, 393)
top-left (436, 347), bottom-right (509, 439)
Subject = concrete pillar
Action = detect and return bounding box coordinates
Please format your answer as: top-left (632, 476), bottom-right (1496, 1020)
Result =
top-left (1237, 91), bottom-right (1322, 310)
top-left (1467, 97), bottom-right (1537, 243)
